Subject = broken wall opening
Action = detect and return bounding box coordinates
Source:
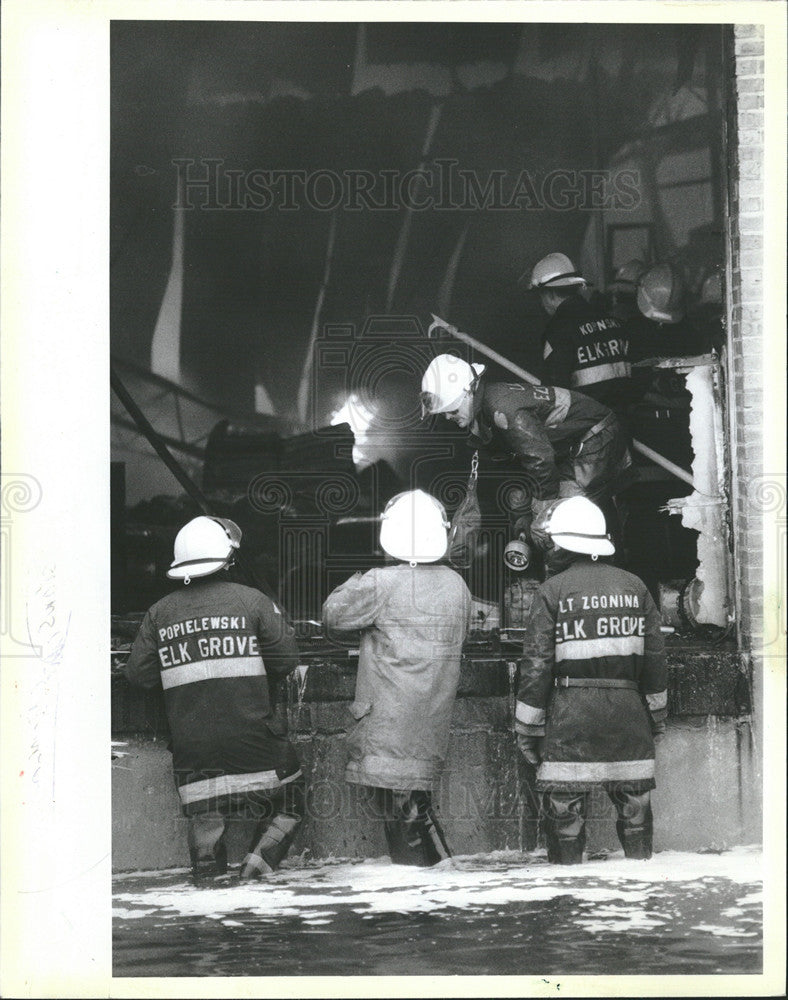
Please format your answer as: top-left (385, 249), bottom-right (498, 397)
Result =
top-left (111, 22), bottom-right (736, 641)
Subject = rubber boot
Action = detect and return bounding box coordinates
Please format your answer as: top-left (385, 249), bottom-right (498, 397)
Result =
top-left (383, 818), bottom-right (419, 866)
top-left (402, 796), bottom-right (452, 867)
top-left (422, 803), bottom-right (452, 865)
top-left (553, 838), bottom-right (585, 865)
top-left (188, 813), bottom-right (228, 882)
top-left (543, 791), bottom-right (587, 865)
top-left (613, 791), bottom-right (653, 860)
top-left (382, 791), bottom-right (451, 867)
top-left (617, 823), bottom-right (653, 860)
top-left (239, 813), bottom-right (301, 880)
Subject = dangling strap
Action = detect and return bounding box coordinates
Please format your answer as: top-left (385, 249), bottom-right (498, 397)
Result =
top-left (448, 450), bottom-right (482, 568)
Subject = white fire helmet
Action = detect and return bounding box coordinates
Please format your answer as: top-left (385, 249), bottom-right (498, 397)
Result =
top-left (167, 516), bottom-right (242, 582)
top-left (526, 253), bottom-right (586, 290)
top-left (379, 490), bottom-right (450, 564)
top-left (546, 496), bottom-right (615, 558)
top-left (420, 354), bottom-right (485, 417)
top-left (637, 262), bottom-right (686, 324)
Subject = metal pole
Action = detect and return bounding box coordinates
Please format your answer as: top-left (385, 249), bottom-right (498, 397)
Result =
top-left (110, 365), bottom-right (211, 512)
top-left (110, 365), bottom-right (279, 598)
top-left (628, 440), bottom-right (695, 489)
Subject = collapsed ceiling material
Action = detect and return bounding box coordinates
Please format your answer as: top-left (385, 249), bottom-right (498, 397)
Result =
top-left (112, 21), bottom-right (724, 426)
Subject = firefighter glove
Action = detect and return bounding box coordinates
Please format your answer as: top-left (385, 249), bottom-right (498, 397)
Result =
top-left (529, 498), bottom-right (561, 551)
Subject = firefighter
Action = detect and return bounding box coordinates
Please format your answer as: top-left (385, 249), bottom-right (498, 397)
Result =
top-left (124, 515), bottom-right (305, 882)
top-left (420, 353), bottom-right (632, 574)
top-left (514, 497), bottom-right (667, 864)
top-left (528, 252), bottom-right (636, 423)
top-left (322, 490), bottom-right (472, 866)
top-left (631, 261), bottom-right (709, 359)
top-left (627, 262), bottom-right (709, 471)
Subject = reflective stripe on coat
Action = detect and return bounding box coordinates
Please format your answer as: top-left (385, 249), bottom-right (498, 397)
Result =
top-left (542, 292), bottom-right (636, 416)
top-left (124, 578), bottom-right (301, 804)
top-left (515, 558), bottom-right (667, 792)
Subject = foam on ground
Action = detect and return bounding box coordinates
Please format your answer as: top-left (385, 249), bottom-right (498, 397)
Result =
top-left (113, 845), bottom-right (762, 924)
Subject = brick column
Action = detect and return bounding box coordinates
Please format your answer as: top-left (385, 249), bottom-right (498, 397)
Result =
top-left (723, 25), bottom-right (767, 845)
top-left (724, 24), bottom-right (764, 653)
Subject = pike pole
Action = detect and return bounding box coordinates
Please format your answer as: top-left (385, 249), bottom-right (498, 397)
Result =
top-left (427, 314), bottom-right (695, 489)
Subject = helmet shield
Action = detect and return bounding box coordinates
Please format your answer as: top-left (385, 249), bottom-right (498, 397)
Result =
top-left (420, 390), bottom-right (461, 420)
top-left (209, 517), bottom-right (242, 549)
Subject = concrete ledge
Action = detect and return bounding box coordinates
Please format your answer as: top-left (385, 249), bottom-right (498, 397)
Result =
top-left (112, 715), bottom-right (761, 872)
top-left (111, 642), bottom-right (749, 741)
top-left (111, 640), bottom-right (759, 871)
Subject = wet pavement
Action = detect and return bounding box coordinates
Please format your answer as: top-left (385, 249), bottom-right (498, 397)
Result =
top-left (113, 846), bottom-right (762, 977)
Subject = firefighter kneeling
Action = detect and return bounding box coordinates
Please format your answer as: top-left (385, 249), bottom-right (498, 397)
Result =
top-left (515, 497), bottom-right (667, 864)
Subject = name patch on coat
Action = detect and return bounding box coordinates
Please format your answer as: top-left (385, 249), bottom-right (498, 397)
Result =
top-left (559, 594), bottom-right (640, 612)
top-left (555, 591), bottom-right (646, 659)
top-left (158, 615), bottom-right (248, 641)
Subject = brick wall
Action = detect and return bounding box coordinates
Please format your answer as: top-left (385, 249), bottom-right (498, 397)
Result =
top-left (725, 24), bottom-right (764, 652)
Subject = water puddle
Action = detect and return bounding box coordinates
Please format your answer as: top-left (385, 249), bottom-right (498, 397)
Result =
top-left (113, 846), bottom-right (762, 976)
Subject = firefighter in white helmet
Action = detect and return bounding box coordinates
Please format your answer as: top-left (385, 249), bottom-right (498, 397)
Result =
top-left (514, 497), bottom-right (667, 864)
top-left (420, 353), bottom-right (632, 575)
top-left (322, 490), bottom-right (472, 865)
top-left (124, 516), bottom-right (305, 882)
top-left (527, 252), bottom-right (636, 423)
top-left (632, 261), bottom-right (707, 358)
top-left (637, 262), bottom-right (685, 325)
top-left (627, 261), bottom-right (710, 471)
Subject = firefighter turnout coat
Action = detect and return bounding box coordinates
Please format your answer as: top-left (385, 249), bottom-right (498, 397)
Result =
top-left (125, 578), bottom-right (301, 812)
top-left (542, 292), bottom-right (635, 416)
top-left (322, 564), bottom-right (472, 790)
top-left (468, 373), bottom-right (631, 503)
top-left (515, 558), bottom-right (667, 792)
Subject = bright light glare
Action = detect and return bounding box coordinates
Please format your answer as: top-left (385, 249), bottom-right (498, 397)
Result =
top-left (330, 393), bottom-right (376, 434)
top-left (330, 393), bottom-right (378, 470)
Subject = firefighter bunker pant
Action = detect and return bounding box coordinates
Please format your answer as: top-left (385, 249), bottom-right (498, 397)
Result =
top-left (541, 788), bottom-right (653, 865)
top-left (185, 774), bottom-right (306, 880)
top-left (368, 788), bottom-right (452, 867)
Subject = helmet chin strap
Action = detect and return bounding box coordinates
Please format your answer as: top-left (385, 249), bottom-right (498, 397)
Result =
top-left (175, 554), bottom-right (234, 586)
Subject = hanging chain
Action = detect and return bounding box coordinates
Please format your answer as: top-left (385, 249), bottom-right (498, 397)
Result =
top-left (470, 450), bottom-right (479, 483)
